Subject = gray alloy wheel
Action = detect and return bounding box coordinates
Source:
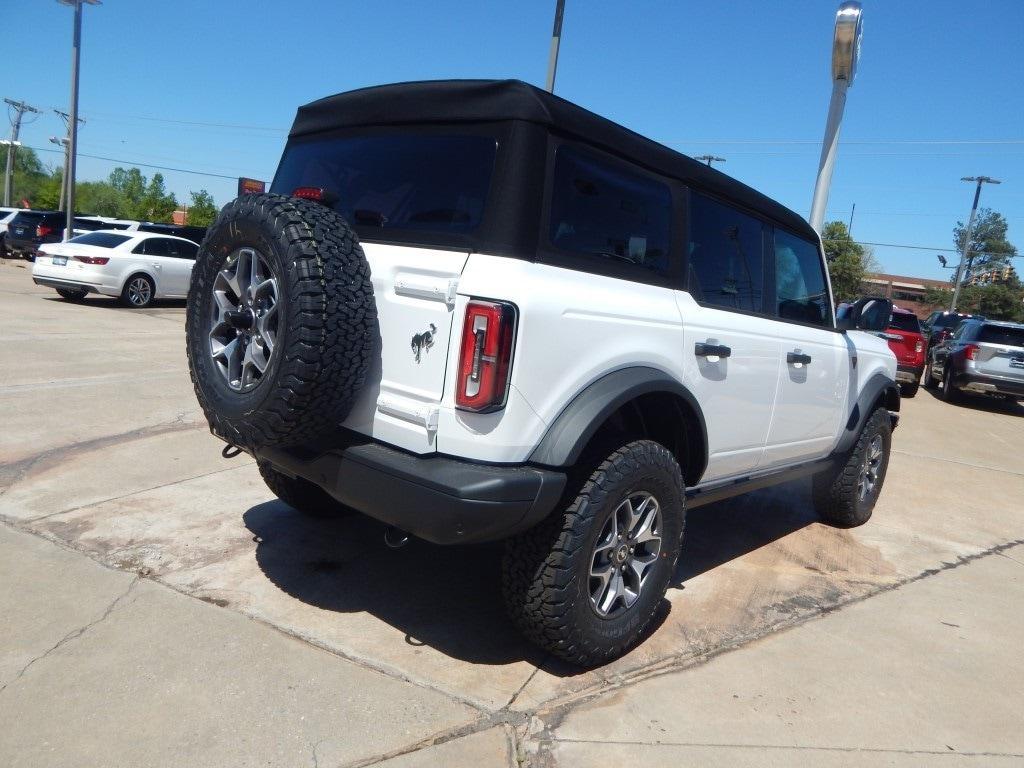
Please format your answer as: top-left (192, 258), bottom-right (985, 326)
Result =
top-left (207, 247), bottom-right (280, 393)
top-left (122, 274), bottom-right (154, 308)
top-left (589, 491), bottom-right (663, 618)
top-left (856, 434), bottom-right (884, 501)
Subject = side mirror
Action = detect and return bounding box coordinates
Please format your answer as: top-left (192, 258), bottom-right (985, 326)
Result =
top-left (837, 297), bottom-right (893, 332)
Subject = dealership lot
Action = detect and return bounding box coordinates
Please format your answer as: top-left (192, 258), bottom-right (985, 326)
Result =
top-left (2, 261), bottom-right (1023, 766)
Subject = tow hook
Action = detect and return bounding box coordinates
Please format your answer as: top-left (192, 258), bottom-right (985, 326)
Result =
top-left (221, 444), bottom-right (244, 459)
top-left (384, 527), bottom-right (410, 549)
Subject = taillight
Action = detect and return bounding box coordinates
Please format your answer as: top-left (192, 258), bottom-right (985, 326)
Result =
top-left (292, 186), bottom-right (325, 201)
top-left (37, 225), bottom-right (53, 238)
top-left (73, 255), bottom-right (109, 265)
top-left (964, 344), bottom-right (979, 361)
top-left (455, 299), bottom-right (517, 413)
top-left (915, 340), bottom-right (923, 353)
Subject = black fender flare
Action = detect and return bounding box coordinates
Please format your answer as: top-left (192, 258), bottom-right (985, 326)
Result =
top-left (833, 371), bottom-right (900, 456)
top-left (528, 366), bottom-right (708, 478)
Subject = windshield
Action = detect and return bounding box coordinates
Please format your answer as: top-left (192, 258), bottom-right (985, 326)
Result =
top-left (272, 133), bottom-right (498, 234)
top-left (69, 232), bottom-right (131, 248)
top-left (888, 312), bottom-right (921, 333)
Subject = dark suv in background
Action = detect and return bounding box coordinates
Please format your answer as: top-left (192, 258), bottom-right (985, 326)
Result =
top-left (925, 319), bottom-right (1024, 403)
top-left (922, 310), bottom-right (984, 353)
top-left (5, 210), bottom-right (65, 259)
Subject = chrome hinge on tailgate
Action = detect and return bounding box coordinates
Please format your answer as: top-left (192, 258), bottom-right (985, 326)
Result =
top-left (393, 274), bottom-right (460, 308)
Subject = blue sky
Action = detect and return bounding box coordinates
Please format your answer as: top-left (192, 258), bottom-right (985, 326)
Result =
top-left (3, 0), bottom-right (1022, 279)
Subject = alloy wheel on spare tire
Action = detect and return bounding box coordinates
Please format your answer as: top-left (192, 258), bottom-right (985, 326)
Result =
top-left (185, 193), bottom-right (376, 450)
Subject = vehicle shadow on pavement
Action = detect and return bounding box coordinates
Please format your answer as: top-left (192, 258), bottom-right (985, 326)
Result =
top-left (922, 387), bottom-right (1024, 417)
top-left (41, 295), bottom-right (187, 310)
top-left (243, 502), bottom-right (558, 669)
top-left (241, 485), bottom-right (812, 670)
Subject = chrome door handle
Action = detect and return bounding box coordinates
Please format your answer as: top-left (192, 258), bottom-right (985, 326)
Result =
top-left (695, 342), bottom-right (731, 359)
top-left (787, 351), bottom-right (812, 366)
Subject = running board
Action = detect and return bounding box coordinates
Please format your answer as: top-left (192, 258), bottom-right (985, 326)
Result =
top-left (686, 457), bottom-right (836, 510)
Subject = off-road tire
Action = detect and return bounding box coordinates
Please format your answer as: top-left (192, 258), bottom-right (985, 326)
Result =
top-left (900, 381), bottom-right (919, 398)
top-left (56, 288), bottom-right (87, 301)
top-left (812, 406), bottom-right (891, 528)
top-left (502, 440), bottom-right (685, 667)
top-left (185, 193), bottom-right (376, 450)
top-left (257, 461), bottom-right (354, 518)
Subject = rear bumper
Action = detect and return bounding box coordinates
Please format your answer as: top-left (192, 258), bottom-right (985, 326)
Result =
top-left (896, 364), bottom-right (924, 385)
top-left (257, 442), bottom-right (567, 545)
top-left (952, 370), bottom-right (1024, 397)
top-left (32, 276), bottom-right (101, 293)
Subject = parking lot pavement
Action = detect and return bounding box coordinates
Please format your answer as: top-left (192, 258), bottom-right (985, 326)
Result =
top-left (2, 265), bottom-right (1023, 764)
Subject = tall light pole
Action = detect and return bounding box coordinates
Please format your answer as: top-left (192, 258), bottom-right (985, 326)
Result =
top-left (545, 0), bottom-right (566, 93)
top-left (949, 175), bottom-right (1001, 312)
top-left (809, 1), bottom-right (863, 233)
top-left (4, 98), bottom-right (42, 206)
top-left (694, 155), bottom-right (726, 168)
top-left (58, 0), bottom-right (100, 240)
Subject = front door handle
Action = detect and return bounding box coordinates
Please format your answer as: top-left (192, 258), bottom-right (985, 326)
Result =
top-left (787, 351), bottom-right (812, 366)
top-left (695, 342), bottom-right (732, 359)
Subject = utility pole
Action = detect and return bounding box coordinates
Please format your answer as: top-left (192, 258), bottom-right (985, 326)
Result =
top-left (54, 110), bottom-right (84, 213)
top-left (49, 136), bottom-right (70, 210)
top-left (545, 0), bottom-right (566, 93)
top-left (3, 98), bottom-right (42, 206)
top-left (58, 0), bottom-right (100, 240)
top-left (847, 202), bottom-right (856, 235)
top-left (694, 155), bottom-right (726, 168)
top-left (949, 175), bottom-right (1002, 312)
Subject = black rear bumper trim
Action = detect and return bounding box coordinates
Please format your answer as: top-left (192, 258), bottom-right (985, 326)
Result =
top-left (258, 442), bottom-right (567, 545)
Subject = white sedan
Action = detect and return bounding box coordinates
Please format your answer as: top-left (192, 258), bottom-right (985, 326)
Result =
top-left (32, 230), bottom-right (199, 308)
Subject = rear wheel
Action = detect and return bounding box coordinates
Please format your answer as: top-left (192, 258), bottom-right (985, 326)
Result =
top-left (900, 381), bottom-right (919, 398)
top-left (941, 366), bottom-right (959, 402)
top-left (923, 360), bottom-right (939, 389)
top-left (121, 274), bottom-right (155, 308)
top-left (257, 462), bottom-right (354, 518)
top-left (502, 439), bottom-right (685, 666)
top-left (56, 288), bottom-right (87, 301)
top-left (813, 407), bottom-right (891, 528)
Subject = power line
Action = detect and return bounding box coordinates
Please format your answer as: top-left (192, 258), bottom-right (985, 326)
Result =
top-left (28, 144), bottom-right (244, 180)
top-left (823, 237), bottom-right (1017, 258)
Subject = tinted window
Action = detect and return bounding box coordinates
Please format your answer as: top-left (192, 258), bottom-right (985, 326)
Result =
top-left (687, 192), bottom-right (764, 312)
top-left (549, 146), bottom-right (672, 275)
top-left (978, 324), bottom-right (1024, 346)
top-left (165, 239), bottom-right (198, 259)
top-left (134, 238), bottom-right (169, 256)
top-left (73, 218), bottom-right (106, 232)
top-left (69, 232), bottom-right (131, 249)
top-left (888, 312), bottom-right (921, 333)
top-left (272, 134), bottom-right (497, 233)
top-left (775, 229), bottom-right (829, 326)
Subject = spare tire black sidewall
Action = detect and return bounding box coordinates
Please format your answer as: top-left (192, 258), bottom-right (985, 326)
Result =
top-left (189, 216), bottom-right (288, 419)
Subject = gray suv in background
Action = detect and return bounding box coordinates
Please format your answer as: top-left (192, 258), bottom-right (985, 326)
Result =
top-left (925, 319), bottom-right (1024, 402)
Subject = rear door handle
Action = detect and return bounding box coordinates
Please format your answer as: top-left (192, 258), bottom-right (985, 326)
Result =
top-left (695, 342), bottom-right (732, 359)
top-left (787, 351), bottom-right (812, 366)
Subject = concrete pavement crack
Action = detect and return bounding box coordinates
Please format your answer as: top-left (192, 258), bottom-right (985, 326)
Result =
top-left (0, 576), bottom-right (139, 695)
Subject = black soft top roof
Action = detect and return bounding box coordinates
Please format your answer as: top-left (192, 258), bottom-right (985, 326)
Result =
top-left (291, 79), bottom-right (817, 242)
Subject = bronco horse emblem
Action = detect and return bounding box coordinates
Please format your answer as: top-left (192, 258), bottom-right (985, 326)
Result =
top-left (411, 324), bottom-right (437, 363)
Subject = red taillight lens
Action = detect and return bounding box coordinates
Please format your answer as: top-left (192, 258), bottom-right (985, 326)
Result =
top-left (73, 255), bottom-right (109, 265)
top-left (915, 340), bottom-right (923, 353)
top-left (292, 186), bottom-right (325, 201)
top-left (964, 344), bottom-right (979, 361)
top-left (455, 299), bottom-right (517, 413)
top-left (37, 225), bottom-right (53, 237)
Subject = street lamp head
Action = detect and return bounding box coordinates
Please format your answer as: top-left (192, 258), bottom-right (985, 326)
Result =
top-left (831, 1), bottom-right (863, 84)
top-left (57, 1), bottom-right (101, 5)
top-left (962, 176), bottom-right (1002, 185)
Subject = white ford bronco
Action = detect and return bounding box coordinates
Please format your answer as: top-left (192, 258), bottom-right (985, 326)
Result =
top-left (185, 80), bottom-right (899, 666)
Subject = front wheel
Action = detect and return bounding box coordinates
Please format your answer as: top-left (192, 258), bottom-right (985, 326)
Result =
top-left (502, 439), bottom-right (685, 666)
top-left (923, 360), bottom-right (939, 389)
top-left (813, 407), bottom-right (892, 528)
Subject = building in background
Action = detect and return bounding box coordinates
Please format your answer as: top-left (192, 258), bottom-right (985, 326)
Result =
top-left (864, 272), bottom-right (950, 318)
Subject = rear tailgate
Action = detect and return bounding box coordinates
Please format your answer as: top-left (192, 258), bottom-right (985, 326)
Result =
top-left (973, 325), bottom-right (1024, 382)
top-left (886, 329), bottom-right (924, 366)
top-left (340, 242), bottom-right (468, 454)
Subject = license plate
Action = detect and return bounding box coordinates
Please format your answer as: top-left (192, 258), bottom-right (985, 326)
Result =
top-left (52, 256), bottom-right (67, 266)
top-left (1011, 358), bottom-right (1024, 369)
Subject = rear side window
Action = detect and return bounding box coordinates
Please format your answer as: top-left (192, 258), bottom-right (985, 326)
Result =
top-left (69, 232), bottom-right (130, 249)
top-left (888, 312), bottom-right (921, 333)
top-left (774, 229), bottom-right (830, 326)
top-left (549, 146), bottom-right (672, 275)
top-left (978, 324), bottom-right (1024, 346)
top-left (133, 238), bottom-right (169, 256)
top-left (272, 134), bottom-right (497, 233)
top-left (165, 239), bottom-right (198, 259)
top-left (687, 192), bottom-right (764, 313)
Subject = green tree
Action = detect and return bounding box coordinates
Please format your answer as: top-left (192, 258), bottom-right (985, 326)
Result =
top-left (186, 189), bottom-right (218, 227)
top-left (822, 220), bottom-right (875, 302)
top-left (3, 146), bottom-right (52, 207)
top-left (953, 208), bottom-right (1017, 278)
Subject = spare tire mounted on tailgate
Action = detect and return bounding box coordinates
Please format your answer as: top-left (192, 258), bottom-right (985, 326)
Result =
top-left (186, 193), bottom-right (376, 450)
